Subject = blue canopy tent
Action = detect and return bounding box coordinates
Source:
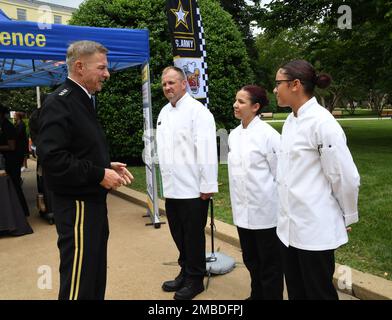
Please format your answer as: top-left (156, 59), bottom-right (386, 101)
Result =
top-left (0, 9), bottom-right (149, 88)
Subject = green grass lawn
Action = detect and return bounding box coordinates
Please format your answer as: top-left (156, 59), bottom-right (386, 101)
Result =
top-left (334, 120), bottom-right (392, 281)
top-left (272, 108), bottom-right (379, 120)
top-left (334, 108), bottom-right (379, 118)
top-left (127, 118), bottom-right (392, 281)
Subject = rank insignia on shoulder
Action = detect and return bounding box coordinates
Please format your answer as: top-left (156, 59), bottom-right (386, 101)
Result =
top-left (58, 88), bottom-right (71, 96)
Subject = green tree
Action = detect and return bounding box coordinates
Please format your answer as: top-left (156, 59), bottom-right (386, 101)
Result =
top-left (257, 0), bottom-right (392, 113)
top-left (198, 0), bottom-right (255, 128)
top-left (219, 0), bottom-right (263, 43)
top-left (0, 87), bottom-right (55, 116)
top-left (0, 88), bottom-right (37, 115)
top-left (219, 0), bottom-right (264, 82)
top-left (255, 27), bottom-right (312, 113)
top-left (255, 28), bottom-right (309, 91)
top-left (70, 0), bottom-right (253, 161)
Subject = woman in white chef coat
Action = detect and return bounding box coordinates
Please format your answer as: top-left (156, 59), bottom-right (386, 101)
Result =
top-left (228, 85), bottom-right (283, 300)
top-left (274, 60), bottom-right (360, 300)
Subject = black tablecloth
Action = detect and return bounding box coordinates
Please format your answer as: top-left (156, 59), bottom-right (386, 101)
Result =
top-left (0, 175), bottom-right (33, 236)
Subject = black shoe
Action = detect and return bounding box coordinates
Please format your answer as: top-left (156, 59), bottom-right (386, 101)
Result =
top-left (46, 212), bottom-right (55, 225)
top-left (174, 277), bottom-right (204, 300)
top-left (162, 270), bottom-right (186, 292)
top-left (39, 211), bottom-right (55, 225)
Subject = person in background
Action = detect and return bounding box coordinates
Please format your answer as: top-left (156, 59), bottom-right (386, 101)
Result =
top-left (38, 40), bottom-right (134, 300)
top-left (29, 95), bottom-right (54, 224)
top-left (0, 105), bottom-right (30, 216)
top-left (273, 59), bottom-right (360, 300)
top-left (29, 105), bottom-right (42, 161)
top-left (228, 85), bottom-right (283, 300)
top-left (156, 66), bottom-right (218, 300)
top-left (14, 112), bottom-right (29, 172)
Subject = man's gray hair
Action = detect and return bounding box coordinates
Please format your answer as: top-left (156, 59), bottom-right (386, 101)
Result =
top-left (66, 40), bottom-right (108, 71)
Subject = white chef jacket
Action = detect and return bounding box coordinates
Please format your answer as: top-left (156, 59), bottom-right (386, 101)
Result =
top-left (156, 92), bottom-right (218, 199)
top-left (277, 97), bottom-right (360, 251)
top-left (228, 116), bottom-right (281, 230)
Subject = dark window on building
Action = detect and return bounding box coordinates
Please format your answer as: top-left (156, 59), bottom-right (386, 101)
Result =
top-left (16, 8), bottom-right (27, 21)
top-left (54, 15), bottom-right (62, 24)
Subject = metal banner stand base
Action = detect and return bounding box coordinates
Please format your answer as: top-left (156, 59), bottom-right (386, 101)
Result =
top-left (143, 213), bottom-right (166, 229)
top-left (205, 198), bottom-right (236, 289)
top-left (145, 221), bottom-right (166, 229)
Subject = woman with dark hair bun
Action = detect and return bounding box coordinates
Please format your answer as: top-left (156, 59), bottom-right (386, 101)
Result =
top-left (273, 60), bottom-right (360, 300)
top-left (228, 85), bottom-right (283, 300)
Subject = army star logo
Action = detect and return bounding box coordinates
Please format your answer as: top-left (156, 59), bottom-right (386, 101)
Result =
top-left (171, 0), bottom-right (189, 29)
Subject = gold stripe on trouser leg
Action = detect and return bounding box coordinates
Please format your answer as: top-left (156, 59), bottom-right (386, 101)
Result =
top-left (69, 200), bottom-right (80, 300)
top-left (73, 201), bottom-right (84, 300)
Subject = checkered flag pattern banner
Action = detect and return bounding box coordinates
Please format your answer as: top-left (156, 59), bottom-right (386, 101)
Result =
top-left (196, 6), bottom-right (209, 107)
top-left (166, 0), bottom-right (209, 108)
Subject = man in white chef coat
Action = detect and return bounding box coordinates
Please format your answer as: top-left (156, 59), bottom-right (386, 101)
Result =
top-left (156, 66), bottom-right (218, 300)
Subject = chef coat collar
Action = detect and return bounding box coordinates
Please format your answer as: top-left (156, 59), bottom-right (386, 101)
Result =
top-left (297, 96), bottom-right (317, 117)
top-left (241, 115), bottom-right (259, 130)
top-left (170, 92), bottom-right (190, 110)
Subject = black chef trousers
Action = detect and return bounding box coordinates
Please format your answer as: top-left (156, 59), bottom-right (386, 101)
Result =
top-left (52, 194), bottom-right (109, 300)
top-left (279, 241), bottom-right (338, 300)
top-left (165, 197), bottom-right (209, 278)
top-left (237, 226), bottom-right (283, 300)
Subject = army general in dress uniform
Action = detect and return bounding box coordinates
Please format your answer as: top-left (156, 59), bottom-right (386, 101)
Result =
top-left (38, 41), bottom-right (133, 300)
